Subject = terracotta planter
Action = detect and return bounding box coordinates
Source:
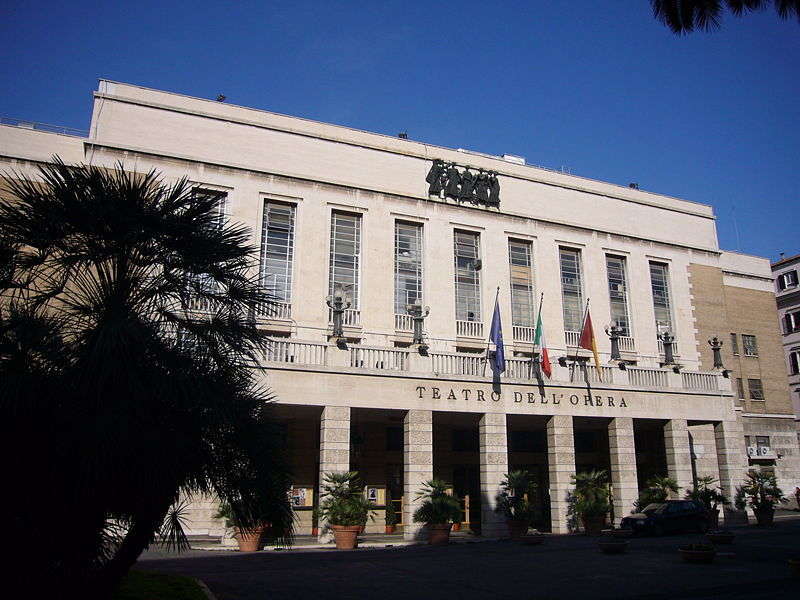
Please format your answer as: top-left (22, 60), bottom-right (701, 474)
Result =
top-left (427, 523), bottom-right (452, 546)
top-left (706, 531), bottom-right (735, 545)
top-left (788, 558), bottom-right (800, 576)
top-left (311, 527), bottom-right (319, 536)
top-left (451, 522), bottom-right (462, 532)
top-left (598, 540), bottom-right (629, 554)
top-left (385, 525), bottom-right (396, 534)
top-left (507, 520), bottom-right (529, 540)
top-left (331, 525), bottom-right (361, 550)
top-left (679, 546), bottom-right (716, 564)
top-left (582, 515), bottom-right (607, 536)
top-left (235, 526), bottom-right (265, 552)
top-left (755, 508), bottom-right (774, 526)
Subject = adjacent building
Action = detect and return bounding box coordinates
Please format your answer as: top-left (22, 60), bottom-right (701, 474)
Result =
top-left (1, 81), bottom-right (798, 539)
top-left (772, 253), bottom-right (800, 435)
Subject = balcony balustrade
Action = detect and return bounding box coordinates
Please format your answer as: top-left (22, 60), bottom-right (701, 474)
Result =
top-left (350, 347), bottom-right (409, 371)
top-left (456, 320), bottom-right (484, 338)
top-left (681, 371), bottom-right (718, 391)
top-left (264, 340), bottom-right (327, 366)
top-left (255, 300), bottom-right (292, 320)
top-left (512, 326), bottom-right (536, 343)
top-left (329, 308), bottom-right (361, 327)
top-left (618, 336), bottom-right (635, 353)
top-left (564, 330), bottom-right (580, 348)
top-left (627, 367), bottom-right (668, 388)
top-left (394, 313), bottom-right (413, 332)
top-left (432, 352), bottom-right (484, 376)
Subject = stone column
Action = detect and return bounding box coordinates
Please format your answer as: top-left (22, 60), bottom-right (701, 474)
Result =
top-left (608, 417), bottom-right (639, 525)
top-left (547, 415), bottom-right (575, 534)
top-left (714, 419), bottom-right (749, 523)
top-left (663, 419), bottom-right (694, 495)
top-left (403, 409), bottom-right (433, 541)
top-left (318, 406), bottom-right (350, 542)
top-left (479, 413), bottom-right (508, 538)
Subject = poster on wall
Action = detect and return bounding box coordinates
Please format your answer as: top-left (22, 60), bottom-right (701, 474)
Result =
top-left (290, 487), bottom-right (307, 507)
top-left (367, 487), bottom-right (378, 502)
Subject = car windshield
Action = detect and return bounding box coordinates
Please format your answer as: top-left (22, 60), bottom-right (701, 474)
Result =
top-left (642, 503), bottom-right (665, 514)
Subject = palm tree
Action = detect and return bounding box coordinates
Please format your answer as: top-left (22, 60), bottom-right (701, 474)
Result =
top-left (635, 475), bottom-right (680, 510)
top-left (651, 0), bottom-right (800, 34)
top-left (0, 158), bottom-right (293, 599)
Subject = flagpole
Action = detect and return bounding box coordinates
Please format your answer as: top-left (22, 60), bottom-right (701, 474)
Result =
top-left (571, 298), bottom-right (590, 381)
top-left (533, 291), bottom-right (544, 378)
top-left (482, 287), bottom-right (500, 377)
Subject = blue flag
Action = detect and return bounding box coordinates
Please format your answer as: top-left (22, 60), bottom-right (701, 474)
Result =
top-left (489, 294), bottom-right (506, 373)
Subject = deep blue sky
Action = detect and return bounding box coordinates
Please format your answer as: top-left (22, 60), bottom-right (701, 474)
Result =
top-left (1, 1), bottom-right (798, 261)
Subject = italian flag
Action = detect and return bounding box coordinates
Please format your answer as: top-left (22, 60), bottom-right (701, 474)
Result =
top-left (534, 301), bottom-right (551, 378)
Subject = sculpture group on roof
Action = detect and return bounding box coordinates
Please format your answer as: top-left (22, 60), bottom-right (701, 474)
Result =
top-left (425, 159), bottom-right (500, 206)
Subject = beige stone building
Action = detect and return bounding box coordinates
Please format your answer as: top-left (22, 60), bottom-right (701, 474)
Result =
top-left (1, 81), bottom-right (798, 540)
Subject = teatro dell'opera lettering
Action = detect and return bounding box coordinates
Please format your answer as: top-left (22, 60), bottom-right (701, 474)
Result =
top-left (415, 386), bottom-right (628, 408)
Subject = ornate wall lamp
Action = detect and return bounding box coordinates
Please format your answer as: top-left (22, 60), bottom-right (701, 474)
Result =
top-left (407, 300), bottom-right (430, 355)
top-left (708, 336), bottom-right (730, 377)
top-left (326, 284), bottom-right (351, 347)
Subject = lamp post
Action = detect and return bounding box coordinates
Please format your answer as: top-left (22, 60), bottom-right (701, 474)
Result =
top-left (708, 336), bottom-right (725, 369)
top-left (407, 300), bottom-right (430, 353)
top-left (326, 284), bottom-right (351, 340)
top-left (605, 325), bottom-right (622, 361)
top-left (659, 330), bottom-right (677, 366)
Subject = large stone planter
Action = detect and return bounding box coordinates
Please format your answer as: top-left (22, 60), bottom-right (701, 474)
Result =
top-left (507, 520), bottom-right (529, 540)
top-left (427, 523), bottom-right (452, 546)
top-left (235, 526), bottom-right (265, 552)
top-left (331, 525), bottom-right (361, 550)
top-left (582, 515), bottom-right (606, 536)
top-left (754, 508), bottom-right (774, 527)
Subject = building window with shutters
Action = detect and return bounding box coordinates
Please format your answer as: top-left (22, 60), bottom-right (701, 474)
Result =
top-left (748, 378), bottom-right (764, 401)
top-left (606, 255), bottom-right (631, 337)
top-left (742, 334), bottom-right (758, 357)
top-left (730, 333), bottom-right (739, 355)
top-left (329, 211), bottom-right (361, 309)
top-left (560, 247), bottom-right (584, 334)
top-left (649, 262), bottom-right (673, 336)
top-left (785, 310), bottom-right (800, 334)
top-left (509, 240), bottom-right (535, 337)
top-left (394, 221), bottom-right (424, 315)
top-left (454, 231), bottom-right (482, 324)
top-left (777, 269), bottom-right (798, 290)
top-left (260, 201), bottom-right (295, 313)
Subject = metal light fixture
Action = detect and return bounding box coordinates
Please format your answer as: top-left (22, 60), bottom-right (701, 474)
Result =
top-left (326, 284), bottom-right (351, 340)
top-left (407, 300), bottom-right (430, 353)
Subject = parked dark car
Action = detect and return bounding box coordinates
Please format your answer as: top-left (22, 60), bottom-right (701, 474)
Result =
top-left (620, 500), bottom-right (709, 536)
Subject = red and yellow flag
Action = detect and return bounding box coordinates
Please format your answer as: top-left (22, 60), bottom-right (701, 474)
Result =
top-left (578, 308), bottom-right (603, 381)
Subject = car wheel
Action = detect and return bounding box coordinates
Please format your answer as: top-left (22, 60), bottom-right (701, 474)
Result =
top-left (653, 524), bottom-right (664, 537)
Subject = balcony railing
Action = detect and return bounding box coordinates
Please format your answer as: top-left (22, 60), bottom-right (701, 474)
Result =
top-left (658, 338), bottom-right (680, 356)
top-left (456, 320), bottom-right (484, 338)
top-left (329, 308), bottom-right (361, 327)
top-left (513, 326), bottom-right (536, 343)
top-left (565, 330), bottom-right (580, 348)
top-left (619, 336), bottom-right (636, 353)
top-left (627, 367), bottom-right (668, 388)
top-left (350, 347), bottom-right (409, 371)
top-left (255, 301), bottom-right (292, 320)
top-left (575, 364), bottom-right (615, 384)
top-left (503, 358), bottom-right (537, 380)
top-left (432, 352), bottom-right (484, 376)
top-left (395, 313), bottom-right (413, 332)
top-left (264, 340), bottom-right (327, 366)
top-left (681, 371), bottom-right (719, 391)
top-left (185, 295), bottom-right (215, 313)
top-left (1, 116), bottom-right (88, 138)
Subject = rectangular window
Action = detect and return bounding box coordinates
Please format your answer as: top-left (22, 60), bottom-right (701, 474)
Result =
top-left (454, 231), bottom-right (481, 322)
top-left (560, 247), bottom-right (583, 332)
top-left (188, 188), bottom-right (228, 298)
top-left (736, 378), bottom-right (745, 399)
top-left (329, 212), bottom-right (362, 308)
top-left (785, 310), bottom-right (800, 334)
top-left (394, 221), bottom-right (424, 314)
top-left (649, 262), bottom-right (673, 335)
top-left (259, 201), bottom-right (295, 303)
top-left (742, 334), bottom-right (758, 357)
top-left (606, 255), bottom-right (631, 336)
top-left (748, 378), bottom-right (764, 400)
top-left (778, 270), bottom-right (798, 290)
top-left (730, 333), bottom-right (739, 355)
top-left (508, 240), bottom-right (535, 327)
top-left (789, 350), bottom-right (800, 375)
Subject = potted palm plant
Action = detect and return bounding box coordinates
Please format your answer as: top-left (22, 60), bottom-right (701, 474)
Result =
top-left (384, 489), bottom-right (397, 534)
top-left (413, 479), bottom-right (462, 545)
top-left (571, 470), bottom-right (611, 536)
top-left (495, 470), bottom-right (537, 539)
top-left (734, 469), bottom-right (787, 526)
top-left (318, 471), bottom-right (376, 549)
top-left (686, 476), bottom-right (728, 529)
top-left (214, 502), bottom-right (265, 553)
top-left (634, 475), bottom-right (680, 512)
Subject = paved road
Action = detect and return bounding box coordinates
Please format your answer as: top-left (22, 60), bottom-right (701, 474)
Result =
top-left (139, 520), bottom-right (799, 599)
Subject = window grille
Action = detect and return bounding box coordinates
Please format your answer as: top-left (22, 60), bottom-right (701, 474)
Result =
top-left (649, 262), bottom-right (673, 336)
top-left (508, 240), bottom-right (534, 327)
top-left (329, 212), bottom-right (361, 308)
top-left (559, 248), bottom-right (583, 332)
top-left (260, 201), bottom-right (295, 303)
top-left (747, 378), bottom-right (764, 400)
top-left (454, 231), bottom-right (481, 322)
top-left (394, 222), bottom-right (423, 314)
top-left (606, 255), bottom-right (631, 336)
top-left (742, 334), bottom-right (758, 357)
